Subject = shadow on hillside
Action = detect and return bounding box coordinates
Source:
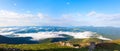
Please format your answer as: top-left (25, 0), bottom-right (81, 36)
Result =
top-left (95, 43), bottom-right (120, 51)
top-left (0, 35), bottom-right (73, 44)
top-left (0, 35), bottom-right (38, 44)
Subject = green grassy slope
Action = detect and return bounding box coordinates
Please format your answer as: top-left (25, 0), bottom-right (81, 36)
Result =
top-left (0, 39), bottom-right (120, 51)
top-left (0, 43), bottom-right (88, 51)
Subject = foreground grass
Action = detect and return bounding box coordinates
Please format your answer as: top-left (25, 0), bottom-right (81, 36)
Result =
top-left (0, 43), bottom-right (88, 51)
top-left (0, 39), bottom-right (120, 51)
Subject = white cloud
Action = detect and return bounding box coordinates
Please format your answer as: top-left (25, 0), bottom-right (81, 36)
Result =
top-left (86, 11), bottom-right (96, 17)
top-left (0, 10), bottom-right (47, 26)
top-left (51, 13), bottom-right (83, 26)
top-left (0, 10), bottom-right (120, 27)
top-left (86, 11), bottom-right (120, 27)
top-left (87, 11), bottom-right (120, 19)
top-left (0, 10), bottom-right (90, 26)
top-left (37, 13), bottom-right (47, 19)
top-left (0, 10), bottom-right (34, 18)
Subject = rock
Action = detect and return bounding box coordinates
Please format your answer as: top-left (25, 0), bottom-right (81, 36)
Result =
top-left (58, 41), bottom-right (65, 46)
top-left (64, 42), bottom-right (73, 47)
top-left (58, 41), bottom-right (73, 47)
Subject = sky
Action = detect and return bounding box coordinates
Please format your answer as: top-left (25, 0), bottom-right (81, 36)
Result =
top-left (0, 0), bottom-right (120, 27)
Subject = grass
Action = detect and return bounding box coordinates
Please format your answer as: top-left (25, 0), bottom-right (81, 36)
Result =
top-left (0, 39), bottom-right (120, 51)
top-left (0, 43), bottom-right (72, 51)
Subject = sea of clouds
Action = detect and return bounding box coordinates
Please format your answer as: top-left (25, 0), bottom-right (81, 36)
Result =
top-left (14, 31), bottom-right (111, 41)
top-left (0, 27), bottom-right (112, 41)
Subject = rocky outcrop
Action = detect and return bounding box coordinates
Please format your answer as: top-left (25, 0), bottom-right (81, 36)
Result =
top-left (58, 41), bottom-right (81, 48)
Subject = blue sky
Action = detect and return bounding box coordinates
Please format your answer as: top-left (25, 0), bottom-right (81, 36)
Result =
top-left (0, 0), bottom-right (120, 27)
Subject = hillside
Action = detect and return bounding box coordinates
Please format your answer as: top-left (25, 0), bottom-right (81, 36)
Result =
top-left (0, 39), bottom-right (120, 51)
top-left (0, 35), bottom-right (38, 44)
